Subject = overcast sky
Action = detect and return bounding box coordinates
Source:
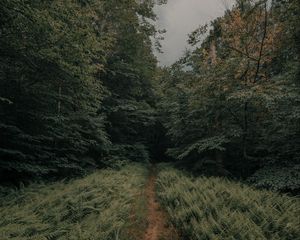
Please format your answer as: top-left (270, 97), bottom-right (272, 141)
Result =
top-left (154, 0), bottom-right (235, 66)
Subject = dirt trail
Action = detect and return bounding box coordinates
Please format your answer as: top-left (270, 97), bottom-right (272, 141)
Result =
top-left (143, 167), bottom-right (179, 240)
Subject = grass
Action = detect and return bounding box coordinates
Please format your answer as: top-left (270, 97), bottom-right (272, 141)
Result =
top-left (0, 164), bottom-right (148, 240)
top-left (156, 165), bottom-right (300, 240)
top-left (122, 170), bottom-right (149, 240)
top-left (2, 163), bottom-right (299, 240)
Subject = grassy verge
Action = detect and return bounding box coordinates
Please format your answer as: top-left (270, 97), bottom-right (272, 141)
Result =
top-left (156, 166), bottom-right (300, 240)
top-left (0, 164), bottom-right (148, 240)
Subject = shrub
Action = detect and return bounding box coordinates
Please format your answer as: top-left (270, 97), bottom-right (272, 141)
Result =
top-left (248, 164), bottom-right (300, 193)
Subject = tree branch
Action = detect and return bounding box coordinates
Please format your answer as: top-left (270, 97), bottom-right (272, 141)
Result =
top-left (254, 3), bottom-right (268, 83)
top-left (226, 45), bottom-right (258, 62)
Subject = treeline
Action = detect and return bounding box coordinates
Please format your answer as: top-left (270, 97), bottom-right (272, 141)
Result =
top-left (155, 0), bottom-right (300, 192)
top-left (0, 0), bottom-right (164, 181)
top-left (0, 0), bottom-right (299, 192)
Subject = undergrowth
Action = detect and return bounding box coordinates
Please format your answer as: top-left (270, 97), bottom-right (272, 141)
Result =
top-left (157, 166), bottom-right (300, 240)
top-left (0, 164), bottom-right (147, 240)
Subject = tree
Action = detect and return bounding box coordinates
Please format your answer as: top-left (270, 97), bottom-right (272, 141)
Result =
top-left (158, 0), bottom-right (300, 186)
top-left (0, 0), bottom-right (167, 181)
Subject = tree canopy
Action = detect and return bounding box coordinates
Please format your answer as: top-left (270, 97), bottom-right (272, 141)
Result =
top-left (0, 0), bottom-right (299, 192)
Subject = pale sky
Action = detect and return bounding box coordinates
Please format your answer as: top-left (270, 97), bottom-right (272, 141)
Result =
top-left (154, 0), bottom-right (235, 66)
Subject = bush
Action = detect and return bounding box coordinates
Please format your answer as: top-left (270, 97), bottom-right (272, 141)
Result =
top-left (108, 144), bottom-right (150, 163)
top-left (248, 164), bottom-right (300, 193)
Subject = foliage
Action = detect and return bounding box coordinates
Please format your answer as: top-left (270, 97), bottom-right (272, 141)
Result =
top-left (100, 0), bottom-right (160, 160)
top-left (0, 164), bottom-right (148, 240)
top-left (108, 144), bottom-right (150, 164)
top-left (0, 0), bottom-right (299, 199)
top-left (157, 166), bottom-right (300, 240)
top-left (248, 165), bottom-right (300, 192)
top-left (156, 0), bottom-right (300, 180)
top-left (0, 0), bottom-right (112, 178)
top-left (0, 0), bottom-right (165, 180)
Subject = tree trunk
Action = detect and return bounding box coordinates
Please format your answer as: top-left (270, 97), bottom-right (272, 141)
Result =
top-left (210, 40), bottom-right (224, 172)
top-left (57, 84), bottom-right (62, 116)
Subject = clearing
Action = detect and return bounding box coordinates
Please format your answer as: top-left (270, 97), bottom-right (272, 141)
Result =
top-left (0, 163), bottom-right (299, 240)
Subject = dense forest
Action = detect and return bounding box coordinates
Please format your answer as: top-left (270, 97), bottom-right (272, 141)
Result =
top-left (155, 0), bottom-right (300, 192)
top-left (1, 0), bottom-right (299, 192)
top-left (0, 0), bottom-right (299, 239)
top-left (0, 0), bottom-right (165, 181)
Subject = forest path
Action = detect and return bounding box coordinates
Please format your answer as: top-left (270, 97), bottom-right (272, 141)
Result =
top-left (143, 166), bottom-right (179, 240)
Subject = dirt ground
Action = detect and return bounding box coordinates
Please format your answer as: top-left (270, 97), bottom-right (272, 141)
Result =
top-left (143, 168), bottom-right (179, 240)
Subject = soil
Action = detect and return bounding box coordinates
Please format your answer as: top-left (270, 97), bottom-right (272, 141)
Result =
top-left (143, 167), bottom-right (179, 240)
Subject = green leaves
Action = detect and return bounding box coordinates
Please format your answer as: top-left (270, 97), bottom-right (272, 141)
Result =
top-left (0, 0), bottom-right (165, 179)
top-left (0, 97), bottom-right (13, 105)
top-left (0, 164), bottom-right (147, 239)
top-left (157, 166), bottom-right (300, 240)
top-left (248, 165), bottom-right (300, 192)
top-left (156, 0), bottom-right (300, 183)
top-left (0, 0), bottom-right (113, 178)
top-left (178, 136), bottom-right (229, 160)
